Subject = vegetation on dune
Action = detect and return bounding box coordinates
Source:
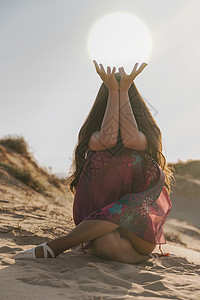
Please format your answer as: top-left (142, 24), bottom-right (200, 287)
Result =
top-left (168, 159), bottom-right (200, 179)
top-left (0, 135), bottom-right (31, 158)
top-left (1, 135), bottom-right (198, 196)
top-left (0, 135), bottom-right (64, 194)
top-left (0, 162), bottom-right (46, 194)
top-left (47, 174), bottom-right (61, 188)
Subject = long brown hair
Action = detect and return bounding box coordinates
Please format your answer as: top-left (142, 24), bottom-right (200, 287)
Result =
top-left (67, 73), bottom-right (174, 196)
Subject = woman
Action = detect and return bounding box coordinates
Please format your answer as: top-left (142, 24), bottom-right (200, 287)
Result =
top-left (14, 60), bottom-right (174, 263)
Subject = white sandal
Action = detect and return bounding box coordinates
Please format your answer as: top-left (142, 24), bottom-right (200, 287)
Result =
top-left (148, 253), bottom-right (159, 258)
top-left (14, 242), bottom-right (55, 260)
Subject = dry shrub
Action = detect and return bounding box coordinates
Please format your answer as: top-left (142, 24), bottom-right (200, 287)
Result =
top-left (0, 162), bottom-right (46, 194)
top-left (0, 135), bottom-right (30, 158)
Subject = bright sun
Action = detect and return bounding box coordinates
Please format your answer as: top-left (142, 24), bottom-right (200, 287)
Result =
top-left (87, 12), bottom-right (153, 71)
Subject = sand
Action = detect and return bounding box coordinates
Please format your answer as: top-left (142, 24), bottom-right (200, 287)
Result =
top-left (1, 187), bottom-right (200, 300)
top-left (0, 142), bottom-right (200, 299)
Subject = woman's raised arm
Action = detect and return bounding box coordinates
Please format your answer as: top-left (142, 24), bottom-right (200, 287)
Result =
top-left (118, 63), bottom-right (148, 151)
top-left (88, 61), bottom-right (119, 151)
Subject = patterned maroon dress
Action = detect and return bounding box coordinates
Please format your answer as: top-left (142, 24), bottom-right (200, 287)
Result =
top-left (73, 134), bottom-right (172, 255)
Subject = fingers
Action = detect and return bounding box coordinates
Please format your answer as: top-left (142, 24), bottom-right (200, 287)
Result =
top-left (138, 62), bottom-right (148, 73)
top-left (107, 66), bottom-right (111, 74)
top-left (131, 63), bottom-right (139, 74)
top-left (93, 60), bottom-right (108, 75)
top-left (93, 60), bottom-right (116, 76)
top-left (93, 60), bottom-right (148, 77)
top-left (93, 60), bottom-right (101, 74)
top-left (102, 64), bottom-right (116, 76)
top-left (136, 63), bottom-right (148, 75)
top-left (99, 63), bottom-right (107, 75)
top-left (118, 66), bottom-right (126, 76)
top-left (111, 66), bottom-right (116, 76)
top-left (131, 62), bottom-right (147, 75)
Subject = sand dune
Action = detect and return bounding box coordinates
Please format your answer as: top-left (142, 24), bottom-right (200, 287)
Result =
top-left (0, 137), bottom-right (200, 299)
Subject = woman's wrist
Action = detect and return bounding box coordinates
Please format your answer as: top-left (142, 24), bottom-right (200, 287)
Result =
top-left (108, 87), bottom-right (119, 94)
top-left (119, 83), bottom-right (129, 93)
top-left (119, 87), bottom-right (129, 94)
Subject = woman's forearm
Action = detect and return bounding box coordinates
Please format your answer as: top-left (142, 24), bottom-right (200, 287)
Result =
top-left (119, 89), bottom-right (139, 146)
top-left (99, 89), bottom-right (119, 147)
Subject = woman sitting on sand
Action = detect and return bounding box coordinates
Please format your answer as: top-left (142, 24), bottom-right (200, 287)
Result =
top-left (14, 60), bottom-right (173, 263)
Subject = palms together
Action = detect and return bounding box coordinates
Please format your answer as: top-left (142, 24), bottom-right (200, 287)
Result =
top-left (93, 60), bottom-right (148, 91)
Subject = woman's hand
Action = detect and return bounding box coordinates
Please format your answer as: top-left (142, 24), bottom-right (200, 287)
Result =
top-left (93, 60), bottom-right (118, 92)
top-left (119, 62), bottom-right (148, 92)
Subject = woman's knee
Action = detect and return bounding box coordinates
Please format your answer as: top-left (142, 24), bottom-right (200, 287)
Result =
top-left (91, 229), bottom-right (121, 258)
top-left (90, 230), bottom-right (147, 264)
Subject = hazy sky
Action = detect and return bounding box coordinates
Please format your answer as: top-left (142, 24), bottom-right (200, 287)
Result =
top-left (0, 0), bottom-right (200, 175)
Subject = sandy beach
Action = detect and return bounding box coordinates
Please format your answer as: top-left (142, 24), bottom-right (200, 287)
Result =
top-left (0, 140), bottom-right (200, 299)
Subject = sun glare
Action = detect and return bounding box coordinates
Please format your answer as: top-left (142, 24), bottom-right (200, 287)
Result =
top-left (87, 12), bottom-right (153, 71)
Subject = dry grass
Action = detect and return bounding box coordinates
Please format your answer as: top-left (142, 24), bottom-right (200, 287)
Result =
top-left (0, 135), bottom-right (66, 191)
top-left (0, 162), bottom-right (46, 194)
top-left (168, 159), bottom-right (200, 179)
top-left (48, 174), bottom-right (61, 188)
top-left (0, 135), bottom-right (31, 157)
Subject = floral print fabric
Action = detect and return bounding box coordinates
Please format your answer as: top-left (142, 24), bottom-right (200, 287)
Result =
top-left (73, 147), bottom-right (172, 245)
